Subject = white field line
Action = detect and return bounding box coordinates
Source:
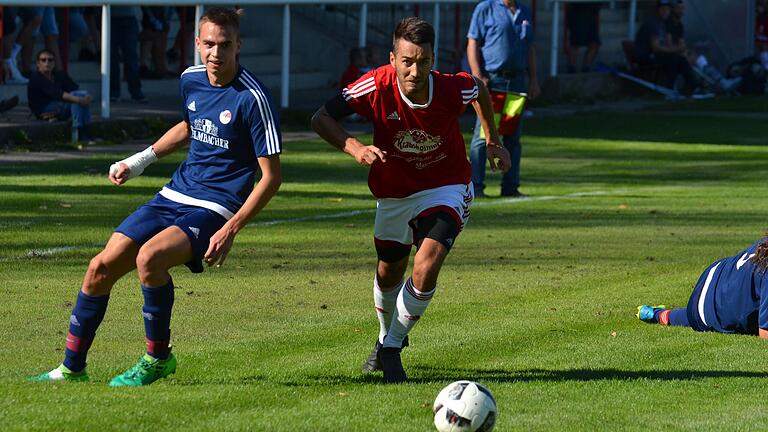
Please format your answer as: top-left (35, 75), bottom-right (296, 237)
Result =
top-left (2, 189), bottom-right (621, 261)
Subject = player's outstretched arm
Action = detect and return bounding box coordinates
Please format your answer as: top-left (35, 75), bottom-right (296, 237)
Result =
top-left (310, 105), bottom-right (386, 166)
top-left (108, 120), bottom-right (191, 185)
top-left (203, 154), bottom-right (281, 268)
top-left (470, 78), bottom-right (511, 173)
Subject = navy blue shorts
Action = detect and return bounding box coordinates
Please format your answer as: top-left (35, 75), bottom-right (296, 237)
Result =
top-left (115, 194), bottom-right (228, 273)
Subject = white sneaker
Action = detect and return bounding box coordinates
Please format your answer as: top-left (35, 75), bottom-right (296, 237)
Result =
top-left (4, 58), bottom-right (28, 84)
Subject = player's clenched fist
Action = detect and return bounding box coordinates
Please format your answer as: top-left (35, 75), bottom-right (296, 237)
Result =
top-left (108, 162), bottom-right (131, 185)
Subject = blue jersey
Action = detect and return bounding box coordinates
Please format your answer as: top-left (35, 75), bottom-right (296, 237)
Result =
top-left (159, 65), bottom-right (281, 220)
top-left (696, 239), bottom-right (768, 334)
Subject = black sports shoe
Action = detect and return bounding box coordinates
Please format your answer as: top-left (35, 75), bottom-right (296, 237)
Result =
top-left (0, 95), bottom-right (19, 113)
top-left (362, 336), bottom-right (409, 372)
top-left (377, 346), bottom-right (407, 383)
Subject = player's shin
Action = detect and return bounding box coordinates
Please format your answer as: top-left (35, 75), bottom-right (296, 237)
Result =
top-left (141, 279), bottom-right (175, 360)
top-left (63, 291), bottom-right (110, 372)
top-left (374, 276), bottom-right (404, 343)
top-left (384, 277), bottom-right (434, 349)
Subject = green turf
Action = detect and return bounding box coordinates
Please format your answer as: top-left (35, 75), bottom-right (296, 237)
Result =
top-left (2, 108), bottom-right (768, 431)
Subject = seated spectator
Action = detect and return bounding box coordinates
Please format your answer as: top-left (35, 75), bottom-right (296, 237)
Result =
top-left (565, 2), bottom-right (601, 73)
top-left (668, 1), bottom-right (739, 94)
top-left (339, 47), bottom-right (366, 90)
top-left (27, 49), bottom-right (95, 143)
top-left (633, 0), bottom-right (698, 94)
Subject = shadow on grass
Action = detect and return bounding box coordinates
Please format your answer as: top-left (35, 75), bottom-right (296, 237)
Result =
top-left (525, 112), bottom-right (768, 146)
top-left (282, 367), bottom-right (768, 386)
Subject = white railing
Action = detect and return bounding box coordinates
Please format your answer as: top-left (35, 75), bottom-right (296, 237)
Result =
top-left (3, 1), bottom-right (479, 117)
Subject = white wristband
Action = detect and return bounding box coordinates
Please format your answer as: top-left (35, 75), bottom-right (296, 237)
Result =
top-left (109, 146), bottom-right (158, 180)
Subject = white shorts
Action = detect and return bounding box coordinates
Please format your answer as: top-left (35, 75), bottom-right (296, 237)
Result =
top-left (373, 183), bottom-right (474, 246)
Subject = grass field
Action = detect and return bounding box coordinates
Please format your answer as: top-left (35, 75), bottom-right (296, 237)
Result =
top-left (2, 105), bottom-right (768, 431)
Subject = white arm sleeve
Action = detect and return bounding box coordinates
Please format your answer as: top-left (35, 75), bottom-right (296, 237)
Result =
top-left (109, 146), bottom-right (158, 180)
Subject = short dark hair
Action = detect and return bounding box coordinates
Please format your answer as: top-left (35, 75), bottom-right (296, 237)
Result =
top-left (199, 7), bottom-right (242, 34)
top-left (392, 17), bottom-right (435, 53)
top-left (36, 49), bottom-right (55, 61)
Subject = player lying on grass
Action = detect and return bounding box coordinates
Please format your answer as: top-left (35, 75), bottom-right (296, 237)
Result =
top-left (638, 237), bottom-right (768, 338)
top-left (311, 17), bottom-right (510, 383)
top-left (30, 7), bottom-right (282, 386)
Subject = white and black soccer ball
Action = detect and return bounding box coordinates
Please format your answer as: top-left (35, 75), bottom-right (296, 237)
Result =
top-left (433, 380), bottom-right (497, 432)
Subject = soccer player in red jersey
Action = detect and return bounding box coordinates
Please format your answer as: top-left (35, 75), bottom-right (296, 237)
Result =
top-left (311, 17), bottom-right (510, 383)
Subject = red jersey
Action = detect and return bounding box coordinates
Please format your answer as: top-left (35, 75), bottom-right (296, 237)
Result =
top-left (342, 65), bottom-right (478, 198)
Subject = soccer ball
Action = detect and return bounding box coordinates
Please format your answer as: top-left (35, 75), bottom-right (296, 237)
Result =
top-left (433, 380), bottom-right (497, 432)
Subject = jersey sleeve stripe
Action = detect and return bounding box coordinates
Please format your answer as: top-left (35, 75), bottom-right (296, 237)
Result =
top-left (343, 76), bottom-right (375, 94)
top-left (181, 65), bottom-right (207, 76)
top-left (343, 82), bottom-right (376, 101)
top-left (239, 72), bottom-right (282, 155)
top-left (462, 86), bottom-right (479, 104)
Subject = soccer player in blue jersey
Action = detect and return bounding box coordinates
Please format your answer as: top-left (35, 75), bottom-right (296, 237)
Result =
top-left (637, 237), bottom-right (768, 338)
top-left (30, 7), bottom-right (282, 386)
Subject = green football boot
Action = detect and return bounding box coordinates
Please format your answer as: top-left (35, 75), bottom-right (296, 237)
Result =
top-left (29, 364), bottom-right (89, 382)
top-left (109, 352), bottom-right (177, 387)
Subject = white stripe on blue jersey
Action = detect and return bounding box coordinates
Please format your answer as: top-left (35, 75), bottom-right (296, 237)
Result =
top-left (159, 187), bottom-right (235, 220)
top-left (181, 65), bottom-right (206, 76)
top-left (239, 71), bottom-right (281, 155)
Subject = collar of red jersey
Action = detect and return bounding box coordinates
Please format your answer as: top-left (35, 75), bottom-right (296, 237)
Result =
top-left (396, 73), bottom-right (434, 109)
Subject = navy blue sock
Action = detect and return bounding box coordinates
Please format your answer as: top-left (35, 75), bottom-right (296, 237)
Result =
top-left (141, 279), bottom-right (174, 360)
top-left (667, 308), bottom-right (690, 327)
top-left (63, 291), bottom-right (109, 372)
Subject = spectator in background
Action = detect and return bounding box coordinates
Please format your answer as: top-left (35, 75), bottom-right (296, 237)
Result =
top-left (140, 7), bottom-right (171, 79)
top-left (363, 45), bottom-right (381, 71)
top-left (35, 8), bottom-right (62, 72)
top-left (565, 2), bottom-right (601, 73)
top-left (2, 7), bottom-right (40, 83)
top-left (110, 7), bottom-right (146, 103)
top-left (82, 7), bottom-right (102, 61)
top-left (633, 0), bottom-right (697, 95)
top-left (467, 0), bottom-right (540, 198)
top-left (667, 1), bottom-right (738, 94)
top-left (167, 7), bottom-right (195, 69)
top-left (339, 47), bottom-right (366, 90)
top-left (28, 49), bottom-right (95, 143)
top-left (56, 8), bottom-right (99, 62)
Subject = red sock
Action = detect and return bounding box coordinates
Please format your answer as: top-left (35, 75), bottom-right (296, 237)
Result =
top-left (658, 309), bottom-right (671, 326)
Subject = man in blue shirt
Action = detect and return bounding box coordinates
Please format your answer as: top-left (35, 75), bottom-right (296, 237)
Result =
top-left (30, 7), bottom-right (282, 386)
top-left (638, 238), bottom-right (768, 338)
top-left (467, 0), bottom-right (540, 198)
